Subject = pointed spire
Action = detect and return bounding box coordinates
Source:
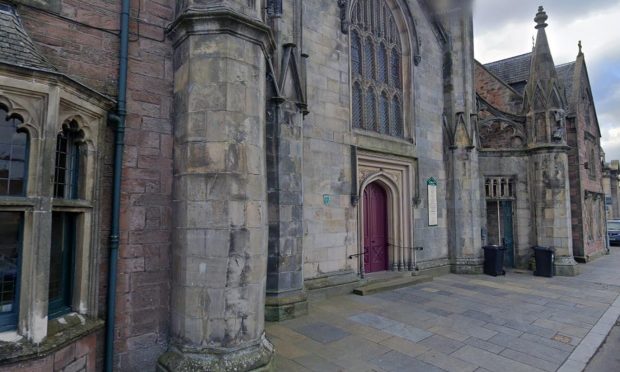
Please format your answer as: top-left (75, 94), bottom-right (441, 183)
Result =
top-left (524, 5), bottom-right (566, 123)
top-left (529, 6), bottom-right (557, 83)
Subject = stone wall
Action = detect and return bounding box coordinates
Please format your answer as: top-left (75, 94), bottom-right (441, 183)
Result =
top-left (301, 0), bottom-right (357, 278)
top-left (14, 0), bottom-right (175, 370)
top-left (567, 63), bottom-right (606, 260)
top-left (474, 62), bottom-right (523, 114)
top-left (407, 0), bottom-right (450, 268)
top-left (299, 0), bottom-right (451, 281)
top-left (479, 153), bottom-right (533, 267)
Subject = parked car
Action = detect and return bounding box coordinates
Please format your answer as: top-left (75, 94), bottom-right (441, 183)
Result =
top-left (609, 220), bottom-right (620, 246)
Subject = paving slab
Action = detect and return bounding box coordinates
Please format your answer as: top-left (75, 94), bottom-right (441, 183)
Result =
top-left (499, 347), bottom-right (561, 372)
top-left (267, 247), bottom-right (620, 372)
top-left (293, 322), bottom-right (351, 344)
top-left (452, 345), bottom-right (545, 372)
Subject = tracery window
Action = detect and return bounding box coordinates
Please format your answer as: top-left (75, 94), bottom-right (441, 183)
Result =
top-left (485, 177), bottom-right (516, 200)
top-left (53, 121), bottom-right (81, 199)
top-left (351, 0), bottom-right (404, 138)
top-left (0, 88), bottom-right (107, 341)
top-left (0, 105), bottom-right (27, 196)
top-left (49, 121), bottom-right (83, 319)
top-left (0, 106), bottom-right (26, 331)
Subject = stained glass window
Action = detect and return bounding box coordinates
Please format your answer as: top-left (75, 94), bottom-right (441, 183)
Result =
top-left (379, 92), bottom-right (389, 135)
top-left (351, 32), bottom-right (362, 76)
top-left (391, 49), bottom-right (401, 89)
top-left (353, 83), bottom-right (363, 129)
top-left (0, 106), bottom-right (27, 196)
top-left (365, 88), bottom-right (376, 131)
top-left (363, 38), bottom-right (375, 80)
top-left (377, 44), bottom-right (387, 84)
top-left (391, 97), bottom-right (402, 137)
top-left (350, 0), bottom-right (404, 137)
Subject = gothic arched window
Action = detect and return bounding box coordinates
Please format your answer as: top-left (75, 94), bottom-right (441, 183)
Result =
top-left (351, 0), bottom-right (404, 138)
top-left (0, 105), bottom-right (27, 196)
top-left (53, 121), bottom-right (82, 199)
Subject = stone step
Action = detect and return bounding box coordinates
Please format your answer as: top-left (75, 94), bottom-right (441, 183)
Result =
top-left (353, 275), bottom-right (433, 296)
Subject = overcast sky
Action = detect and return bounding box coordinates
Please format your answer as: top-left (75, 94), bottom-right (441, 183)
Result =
top-left (473, 0), bottom-right (620, 162)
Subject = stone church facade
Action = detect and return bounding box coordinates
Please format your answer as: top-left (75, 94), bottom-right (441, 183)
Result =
top-left (0, 0), bottom-right (607, 371)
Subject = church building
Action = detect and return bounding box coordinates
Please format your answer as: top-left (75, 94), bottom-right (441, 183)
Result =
top-left (0, 1), bottom-right (607, 371)
top-left (475, 6), bottom-right (607, 265)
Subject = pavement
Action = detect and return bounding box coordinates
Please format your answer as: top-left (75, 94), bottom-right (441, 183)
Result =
top-left (266, 246), bottom-right (620, 372)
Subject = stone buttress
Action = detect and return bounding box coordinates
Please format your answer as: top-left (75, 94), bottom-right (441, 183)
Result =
top-left (439, 1), bottom-right (484, 274)
top-left (160, 1), bottom-right (275, 370)
top-left (263, 0), bottom-right (309, 321)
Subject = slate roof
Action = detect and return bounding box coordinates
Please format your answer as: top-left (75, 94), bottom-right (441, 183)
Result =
top-left (483, 53), bottom-right (577, 100)
top-left (484, 53), bottom-right (532, 86)
top-left (556, 61), bottom-right (576, 102)
top-left (0, 3), bottom-right (56, 71)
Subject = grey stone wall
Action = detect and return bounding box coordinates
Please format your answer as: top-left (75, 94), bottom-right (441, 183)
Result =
top-left (479, 153), bottom-right (534, 268)
top-left (301, 0), bottom-right (356, 278)
top-left (408, 0), bottom-right (450, 267)
top-left (299, 0), bottom-right (453, 281)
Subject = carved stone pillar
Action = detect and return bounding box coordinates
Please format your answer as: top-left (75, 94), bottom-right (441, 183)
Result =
top-left (440, 4), bottom-right (484, 274)
top-left (530, 149), bottom-right (578, 276)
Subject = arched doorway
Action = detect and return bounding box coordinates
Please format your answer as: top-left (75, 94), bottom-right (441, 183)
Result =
top-left (363, 182), bottom-right (389, 273)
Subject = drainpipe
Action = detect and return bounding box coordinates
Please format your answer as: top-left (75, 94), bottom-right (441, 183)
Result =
top-left (105, 0), bottom-right (130, 370)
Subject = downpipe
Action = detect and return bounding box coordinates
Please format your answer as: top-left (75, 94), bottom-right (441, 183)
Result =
top-left (105, 0), bottom-right (130, 370)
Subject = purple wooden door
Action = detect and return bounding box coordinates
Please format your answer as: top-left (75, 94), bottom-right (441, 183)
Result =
top-left (363, 183), bottom-right (388, 273)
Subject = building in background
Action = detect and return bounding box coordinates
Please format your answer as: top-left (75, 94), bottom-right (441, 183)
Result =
top-left (475, 6), bottom-right (607, 265)
top-left (0, 1), bottom-right (609, 371)
top-left (603, 160), bottom-right (620, 219)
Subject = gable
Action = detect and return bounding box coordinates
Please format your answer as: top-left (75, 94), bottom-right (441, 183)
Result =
top-left (572, 58), bottom-right (601, 138)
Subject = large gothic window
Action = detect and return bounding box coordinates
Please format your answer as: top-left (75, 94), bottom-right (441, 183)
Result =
top-left (351, 0), bottom-right (404, 138)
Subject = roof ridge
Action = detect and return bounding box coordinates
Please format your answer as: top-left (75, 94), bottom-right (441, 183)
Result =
top-left (555, 61), bottom-right (576, 68)
top-left (483, 52), bottom-right (533, 66)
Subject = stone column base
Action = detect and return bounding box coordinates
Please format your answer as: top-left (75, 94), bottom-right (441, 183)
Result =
top-left (451, 257), bottom-right (484, 275)
top-left (554, 256), bottom-right (580, 277)
top-left (265, 291), bottom-right (308, 322)
top-left (157, 334), bottom-right (273, 372)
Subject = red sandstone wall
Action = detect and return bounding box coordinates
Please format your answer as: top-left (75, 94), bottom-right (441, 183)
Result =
top-left (3, 331), bottom-right (102, 372)
top-left (16, 0), bottom-right (175, 370)
top-left (567, 67), bottom-right (606, 259)
top-left (474, 61), bottom-right (523, 115)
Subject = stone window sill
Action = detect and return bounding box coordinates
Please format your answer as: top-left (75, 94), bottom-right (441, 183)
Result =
top-left (0, 313), bottom-right (103, 366)
top-left (353, 129), bottom-right (413, 145)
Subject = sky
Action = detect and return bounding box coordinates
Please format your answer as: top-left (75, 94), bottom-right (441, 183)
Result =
top-left (473, 0), bottom-right (620, 162)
